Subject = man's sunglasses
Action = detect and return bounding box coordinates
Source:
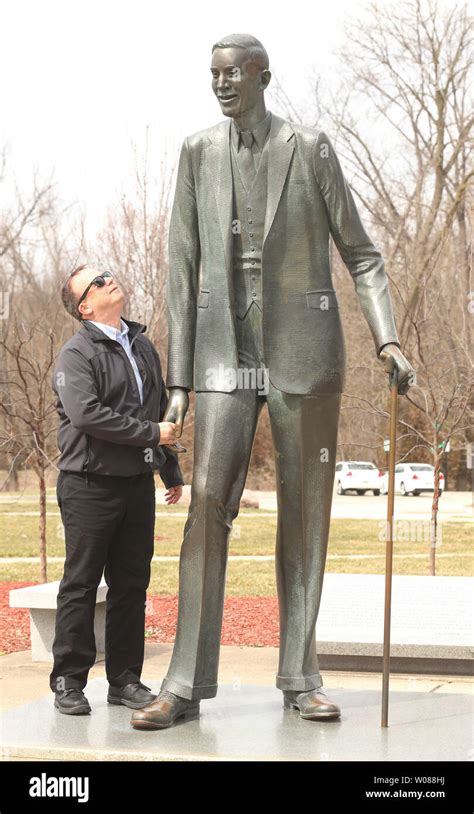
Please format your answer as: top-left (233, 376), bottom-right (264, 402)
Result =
top-left (77, 271), bottom-right (114, 308)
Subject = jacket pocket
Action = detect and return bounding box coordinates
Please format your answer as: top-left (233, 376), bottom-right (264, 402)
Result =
top-left (197, 289), bottom-right (210, 308)
top-left (306, 289), bottom-right (339, 310)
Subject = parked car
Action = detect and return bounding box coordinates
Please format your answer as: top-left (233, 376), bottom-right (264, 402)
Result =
top-left (379, 463), bottom-right (444, 496)
top-left (335, 461), bottom-right (383, 495)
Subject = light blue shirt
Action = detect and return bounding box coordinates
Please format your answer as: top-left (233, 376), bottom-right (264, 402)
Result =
top-left (88, 318), bottom-right (144, 405)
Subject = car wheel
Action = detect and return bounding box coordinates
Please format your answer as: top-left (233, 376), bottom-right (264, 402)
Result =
top-left (373, 489), bottom-right (380, 496)
top-left (400, 482), bottom-right (410, 496)
top-left (356, 490), bottom-right (366, 495)
top-left (413, 491), bottom-right (420, 496)
top-left (336, 481), bottom-right (345, 496)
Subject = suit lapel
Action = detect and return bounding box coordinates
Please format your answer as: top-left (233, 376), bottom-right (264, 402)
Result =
top-left (263, 115), bottom-right (295, 244)
top-left (206, 114), bottom-right (295, 312)
top-left (207, 114), bottom-right (296, 252)
top-left (207, 120), bottom-right (233, 269)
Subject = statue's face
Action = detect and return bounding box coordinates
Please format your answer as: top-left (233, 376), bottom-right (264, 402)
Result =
top-left (211, 47), bottom-right (264, 119)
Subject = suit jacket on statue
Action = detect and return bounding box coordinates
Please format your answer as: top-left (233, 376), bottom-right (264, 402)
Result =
top-left (166, 113), bottom-right (400, 395)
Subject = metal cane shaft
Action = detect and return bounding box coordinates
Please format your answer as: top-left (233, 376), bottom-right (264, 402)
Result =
top-left (382, 378), bottom-right (398, 727)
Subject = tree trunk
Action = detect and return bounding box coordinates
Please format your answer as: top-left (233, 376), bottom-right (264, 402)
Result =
top-left (38, 466), bottom-right (48, 583)
top-left (429, 456), bottom-right (442, 577)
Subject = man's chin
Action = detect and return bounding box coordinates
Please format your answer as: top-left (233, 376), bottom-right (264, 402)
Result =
top-left (218, 100), bottom-right (241, 118)
top-left (220, 107), bottom-right (240, 119)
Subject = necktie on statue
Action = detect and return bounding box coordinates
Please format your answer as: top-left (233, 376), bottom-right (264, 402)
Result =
top-left (238, 129), bottom-right (257, 191)
top-left (240, 130), bottom-right (254, 149)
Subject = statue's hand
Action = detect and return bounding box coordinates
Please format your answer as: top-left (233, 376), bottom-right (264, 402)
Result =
top-left (379, 344), bottom-right (416, 396)
top-left (162, 387), bottom-right (189, 437)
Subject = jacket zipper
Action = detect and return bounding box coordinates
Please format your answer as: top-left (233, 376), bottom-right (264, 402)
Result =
top-left (83, 435), bottom-right (90, 485)
top-left (116, 341), bottom-right (151, 424)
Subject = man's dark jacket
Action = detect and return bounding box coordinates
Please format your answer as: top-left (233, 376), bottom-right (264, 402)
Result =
top-left (52, 317), bottom-right (183, 486)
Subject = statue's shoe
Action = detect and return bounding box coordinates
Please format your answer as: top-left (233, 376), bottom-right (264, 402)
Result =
top-left (283, 688), bottom-right (341, 720)
top-left (130, 690), bottom-right (200, 730)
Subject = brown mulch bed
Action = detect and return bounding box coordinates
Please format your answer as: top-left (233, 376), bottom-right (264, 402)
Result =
top-left (0, 581), bottom-right (37, 654)
top-left (1, 582), bottom-right (279, 655)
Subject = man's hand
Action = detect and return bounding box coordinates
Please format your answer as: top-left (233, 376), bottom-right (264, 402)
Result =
top-left (379, 344), bottom-right (416, 396)
top-left (162, 388), bottom-right (189, 438)
top-left (158, 421), bottom-right (178, 445)
top-left (164, 485), bottom-right (183, 505)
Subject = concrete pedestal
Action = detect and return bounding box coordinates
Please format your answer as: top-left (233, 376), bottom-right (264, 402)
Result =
top-left (1, 680), bottom-right (472, 762)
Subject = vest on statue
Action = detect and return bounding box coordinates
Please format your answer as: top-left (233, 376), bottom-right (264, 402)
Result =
top-left (230, 138), bottom-right (269, 319)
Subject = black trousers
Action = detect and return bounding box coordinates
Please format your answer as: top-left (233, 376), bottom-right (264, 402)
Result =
top-left (49, 469), bottom-right (155, 692)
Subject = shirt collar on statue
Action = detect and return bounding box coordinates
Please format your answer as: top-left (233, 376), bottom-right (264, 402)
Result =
top-left (231, 110), bottom-right (272, 153)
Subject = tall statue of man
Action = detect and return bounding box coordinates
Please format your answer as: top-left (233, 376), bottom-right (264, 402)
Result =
top-left (131, 33), bottom-right (414, 730)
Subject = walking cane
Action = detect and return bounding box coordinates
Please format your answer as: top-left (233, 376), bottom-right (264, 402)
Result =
top-left (379, 351), bottom-right (399, 728)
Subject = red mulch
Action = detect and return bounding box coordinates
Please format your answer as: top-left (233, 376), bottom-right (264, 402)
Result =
top-left (0, 582), bottom-right (37, 654)
top-left (1, 582), bottom-right (279, 655)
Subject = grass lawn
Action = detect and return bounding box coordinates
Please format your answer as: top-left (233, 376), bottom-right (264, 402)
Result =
top-left (1, 497), bottom-right (472, 586)
top-left (0, 559), bottom-right (278, 596)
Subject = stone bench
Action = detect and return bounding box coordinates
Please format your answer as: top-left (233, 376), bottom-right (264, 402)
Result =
top-left (9, 580), bottom-right (108, 662)
top-left (316, 574), bottom-right (474, 676)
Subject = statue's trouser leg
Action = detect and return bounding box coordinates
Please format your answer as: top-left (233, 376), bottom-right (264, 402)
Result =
top-left (161, 302), bottom-right (341, 700)
top-left (267, 385), bottom-right (341, 691)
top-left (240, 301), bottom-right (342, 690)
top-left (160, 383), bottom-right (264, 701)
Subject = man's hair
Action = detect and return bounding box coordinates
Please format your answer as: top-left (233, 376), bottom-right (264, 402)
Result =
top-left (211, 33), bottom-right (269, 71)
top-left (61, 264), bottom-right (88, 321)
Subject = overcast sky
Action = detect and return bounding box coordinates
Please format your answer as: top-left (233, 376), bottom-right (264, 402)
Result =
top-left (2, 0), bottom-right (377, 234)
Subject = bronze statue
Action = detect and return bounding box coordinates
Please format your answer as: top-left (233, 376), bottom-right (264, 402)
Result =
top-left (131, 33), bottom-right (414, 730)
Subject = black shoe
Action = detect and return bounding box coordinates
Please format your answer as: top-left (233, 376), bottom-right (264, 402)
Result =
top-left (107, 681), bottom-right (157, 709)
top-left (54, 688), bottom-right (91, 715)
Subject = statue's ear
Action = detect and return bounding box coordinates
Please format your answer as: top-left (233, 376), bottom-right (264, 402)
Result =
top-left (261, 69), bottom-right (271, 90)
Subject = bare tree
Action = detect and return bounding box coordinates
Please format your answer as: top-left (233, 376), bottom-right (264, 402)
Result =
top-left (0, 157), bottom-right (84, 580)
top-left (0, 308), bottom-right (65, 581)
top-left (271, 0), bottom-right (473, 572)
top-left (92, 130), bottom-right (197, 481)
top-left (95, 128), bottom-right (173, 345)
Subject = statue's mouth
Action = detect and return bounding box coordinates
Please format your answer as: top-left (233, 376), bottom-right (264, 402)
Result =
top-left (218, 94), bottom-right (238, 104)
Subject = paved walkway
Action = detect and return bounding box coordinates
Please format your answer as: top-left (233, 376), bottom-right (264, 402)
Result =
top-left (2, 643), bottom-right (473, 712)
top-left (1, 645), bottom-right (472, 761)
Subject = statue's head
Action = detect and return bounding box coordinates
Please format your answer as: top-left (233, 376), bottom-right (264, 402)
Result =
top-left (211, 33), bottom-right (271, 119)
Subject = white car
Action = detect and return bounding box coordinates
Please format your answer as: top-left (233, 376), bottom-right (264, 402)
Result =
top-left (335, 461), bottom-right (383, 496)
top-left (380, 463), bottom-right (444, 496)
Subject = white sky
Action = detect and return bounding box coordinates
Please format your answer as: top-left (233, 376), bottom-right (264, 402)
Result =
top-left (2, 0), bottom-right (371, 234)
